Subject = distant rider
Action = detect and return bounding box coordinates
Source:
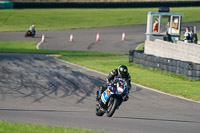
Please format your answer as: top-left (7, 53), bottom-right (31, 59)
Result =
top-left (28, 25), bottom-right (36, 35)
top-left (98, 65), bottom-right (131, 101)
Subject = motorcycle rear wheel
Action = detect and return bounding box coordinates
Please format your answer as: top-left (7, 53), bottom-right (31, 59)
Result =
top-left (96, 104), bottom-right (105, 116)
top-left (106, 96), bottom-right (118, 117)
top-left (25, 32), bottom-right (29, 37)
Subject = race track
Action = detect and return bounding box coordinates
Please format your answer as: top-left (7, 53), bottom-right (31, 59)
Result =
top-left (0, 53), bottom-right (200, 133)
top-left (0, 25), bottom-right (146, 53)
top-left (1, 23), bottom-right (200, 133)
top-left (0, 22), bottom-right (200, 53)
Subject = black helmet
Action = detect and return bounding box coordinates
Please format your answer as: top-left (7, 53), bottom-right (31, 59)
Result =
top-left (118, 65), bottom-right (128, 77)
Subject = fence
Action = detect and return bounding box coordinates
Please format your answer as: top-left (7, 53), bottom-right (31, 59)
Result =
top-left (129, 50), bottom-right (200, 80)
top-left (12, 1), bottom-right (200, 8)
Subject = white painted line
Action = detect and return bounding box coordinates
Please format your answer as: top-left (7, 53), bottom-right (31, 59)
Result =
top-left (57, 58), bottom-right (200, 104)
top-left (36, 41), bottom-right (42, 50)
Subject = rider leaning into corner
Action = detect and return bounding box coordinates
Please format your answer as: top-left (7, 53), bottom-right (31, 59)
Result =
top-left (98, 65), bottom-right (131, 101)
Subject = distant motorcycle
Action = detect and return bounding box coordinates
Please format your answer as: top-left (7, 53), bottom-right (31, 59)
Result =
top-left (96, 79), bottom-right (129, 117)
top-left (25, 30), bottom-right (36, 37)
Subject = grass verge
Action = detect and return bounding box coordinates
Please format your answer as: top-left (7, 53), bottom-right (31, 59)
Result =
top-left (1, 7), bottom-right (200, 31)
top-left (0, 41), bottom-right (37, 50)
top-left (60, 54), bottom-right (200, 101)
top-left (136, 43), bottom-right (144, 51)
top-left (0, 121), bottom-right (105, 133)
top-left (0, 41), bottom-right (200, 101)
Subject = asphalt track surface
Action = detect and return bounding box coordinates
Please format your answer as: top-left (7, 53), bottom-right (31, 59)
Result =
top-left (0, 25), bottom-right (146, 53)
top-left (0, 22), bottom-right (200, 53)
top-left (0, 53), bottom-right (200, 133)
top-left (0, 24), bottom-right (200, 133)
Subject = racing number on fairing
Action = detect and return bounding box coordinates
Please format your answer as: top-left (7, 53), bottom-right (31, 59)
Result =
top-left (106, 90), bottom-right (110, 96)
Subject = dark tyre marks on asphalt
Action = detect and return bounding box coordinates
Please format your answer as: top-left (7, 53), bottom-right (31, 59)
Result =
top-left (0, 53), bottom-right (105, 104)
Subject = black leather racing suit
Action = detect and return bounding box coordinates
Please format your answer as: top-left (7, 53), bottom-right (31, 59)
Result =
top-left (100, 69), bottom-right (131, 93)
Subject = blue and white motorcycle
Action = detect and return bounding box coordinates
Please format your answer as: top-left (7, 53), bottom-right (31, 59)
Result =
top-left (96, 79), bottom-right (129, 117)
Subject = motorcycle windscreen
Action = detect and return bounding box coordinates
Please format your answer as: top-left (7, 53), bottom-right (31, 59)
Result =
top-left (101, 89), bottom-right (112, 104)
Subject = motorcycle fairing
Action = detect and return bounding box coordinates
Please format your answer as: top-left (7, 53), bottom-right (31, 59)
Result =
top-left (101, 88), bottom-right (112, 104)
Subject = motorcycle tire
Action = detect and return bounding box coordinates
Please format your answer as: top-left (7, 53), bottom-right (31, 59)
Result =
top-left (106, 96), bottom-right (118, 117)
top-left (25, 32), bottom-right (28, 37)
top-left (96, 106), bottom-right (105, 116)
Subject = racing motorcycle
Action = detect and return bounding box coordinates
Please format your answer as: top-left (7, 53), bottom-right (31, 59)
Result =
top-left (96, 79), bottom-right (129, 117)
top-left (25, 30), bottom-right (36, 37)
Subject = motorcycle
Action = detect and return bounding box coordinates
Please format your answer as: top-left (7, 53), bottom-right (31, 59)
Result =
top-left (25, 30), bottom-right (36, 37)
top-left (96, 79), bottom-right (129, 117)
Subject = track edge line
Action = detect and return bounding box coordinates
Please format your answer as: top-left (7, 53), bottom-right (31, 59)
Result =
top-left (57, 58), bottom-right (200, 104)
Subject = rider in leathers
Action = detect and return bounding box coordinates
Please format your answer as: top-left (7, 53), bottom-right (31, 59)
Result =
top-left (28, 25), bottom-right (36, 35)
top-left (99, 65), bottom-right (131, 101)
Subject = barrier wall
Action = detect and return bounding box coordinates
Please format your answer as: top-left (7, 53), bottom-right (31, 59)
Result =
top-left (145, 40), bottom-right (200, 64)
top-left (13, 1), bottom-right (200, 8)
top-left (129, 50), bottom-right (200, 80)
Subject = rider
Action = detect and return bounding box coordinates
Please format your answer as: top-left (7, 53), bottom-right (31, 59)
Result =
top-left (28, 25), bottom-right (36, 35)
top-left (98, 65), bottom-right (131, 101)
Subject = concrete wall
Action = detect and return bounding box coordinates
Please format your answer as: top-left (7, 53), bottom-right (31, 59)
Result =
top-left (145, 39), bottom-right (200, 64)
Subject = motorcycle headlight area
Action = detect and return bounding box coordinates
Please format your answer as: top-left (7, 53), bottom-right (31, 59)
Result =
top-left (117, 86), bottom-right (124, 94)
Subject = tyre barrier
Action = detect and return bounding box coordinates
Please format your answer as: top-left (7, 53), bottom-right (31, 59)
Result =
top-left (13, 1), bottom-right (200, 9)
top-left (129, 50), bottom-right (200, 80)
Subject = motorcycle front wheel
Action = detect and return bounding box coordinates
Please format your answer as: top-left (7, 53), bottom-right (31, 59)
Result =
top-left (106, 96), bottom-right (118, 117)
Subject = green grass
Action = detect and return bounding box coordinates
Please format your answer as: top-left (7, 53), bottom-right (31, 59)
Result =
top-left (60, 54), bottom-right (200, 101)
top-left (136, 43), bottom-right (144, 51)
top-left (0, 41), bottom-right (200, 101)
top-left (1, 7), bottom-right (200, 31)
top-left (0, 121), bottom-right (105, 133)
top-left (0, 41), bottom-right (37, 49)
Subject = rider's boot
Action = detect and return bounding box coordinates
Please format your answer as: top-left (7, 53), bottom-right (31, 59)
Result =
top-left (99, 101), bottom-right (106, 112)
top-left (96, 100), bottom-right (106, 112)
top-left (124, 95), bottom-right (129, 101)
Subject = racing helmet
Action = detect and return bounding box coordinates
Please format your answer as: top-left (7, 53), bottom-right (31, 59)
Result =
top-left (118, 65), bottom-right (128, 77)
